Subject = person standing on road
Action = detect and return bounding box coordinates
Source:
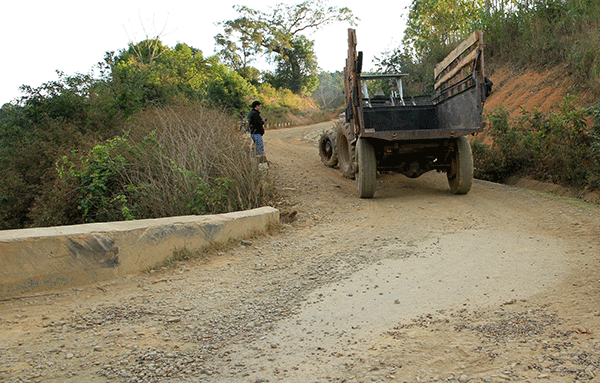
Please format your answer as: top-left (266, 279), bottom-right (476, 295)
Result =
top-left (248, 100), bottom-right (266, 160)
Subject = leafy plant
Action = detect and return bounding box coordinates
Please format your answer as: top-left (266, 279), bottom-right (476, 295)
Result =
top-left (56, 135), bottom-right (135, 223)
top-left (474, 98), bottom-right (600, 191)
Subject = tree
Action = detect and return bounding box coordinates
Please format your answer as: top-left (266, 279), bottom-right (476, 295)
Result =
top-left (110, 39), bottom-right (257, 113)
top-left (110, 40), bottom-right (211, 112)
top-left (373, 46), bottom-right (437, 96)
top-left (215, 17), bottom-right (265, 71)
top-left (403, 0), bottom-right (484, 59)
top-left (312, 70), bottom-right (344, 110)
top-left (216, 0), bottom-right (357, 93)
top-left (205, 63), bottom-right (258, 111)
top-left (267, 35), bottom-right (319, 93)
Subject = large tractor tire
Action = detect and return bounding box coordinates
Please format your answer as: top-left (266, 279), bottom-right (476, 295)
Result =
top-left (447, 136), bottom-right (474, 194)
top-left (336, 123), bottom-right (356, 179)
top-left (318, 129), bottom-right (338, 167)
top-left (356, 138), bottom-right (376, 198)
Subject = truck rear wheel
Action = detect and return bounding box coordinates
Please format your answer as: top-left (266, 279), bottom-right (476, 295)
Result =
top-left (336, 123), bottom-right (356, 179)
top-left (447, 136), bottom-right (474, 194)
top-left (318, 129), bottom-right (338, 167)
top-left (356, 138), bottom-right (376, 198)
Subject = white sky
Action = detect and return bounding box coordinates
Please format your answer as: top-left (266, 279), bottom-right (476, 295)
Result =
top-left (0, 0), bottom-right (411, 104)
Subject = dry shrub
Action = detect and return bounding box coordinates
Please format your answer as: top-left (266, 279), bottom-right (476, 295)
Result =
top-left (124, 103), bottom-right (272, 218)
top-left (31, 103), bottom-right (272, 226)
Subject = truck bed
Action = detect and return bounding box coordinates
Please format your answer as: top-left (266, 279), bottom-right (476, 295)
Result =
top-left (363, 104), bottom-right (438, 132)
top-left (361, 83), bottom-right (483, 141)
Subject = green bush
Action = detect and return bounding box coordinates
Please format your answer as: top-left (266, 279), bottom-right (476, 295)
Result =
top-left (205, 65), bottom-right (258, 113)
top-left (0, 39), bottom-right (266, 229)
top-left (474, 97), bottom-right (600, 190)
top-left (31, 104), bottom-right (272, 227)
top-left (61, 136), bottom-right (135, 223)
top-left (588, 103), bottom-right (600, 189)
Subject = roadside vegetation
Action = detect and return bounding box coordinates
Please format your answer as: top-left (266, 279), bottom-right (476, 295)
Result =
top-left (0, 44), bottom-right (283, 230)
top-left (473, 98), bottom-right (600, 189)
top-left (0, 0), bottom-right (352, 230)
top-left (29, 105), bottom-right (273, 227)
top-left (475, 0), bottom-right (600, 190)
top-left (1, 0), bottom-right (599, 230)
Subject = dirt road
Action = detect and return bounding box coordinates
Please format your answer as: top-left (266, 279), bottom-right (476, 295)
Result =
top-left (2, 122), bottom-right (600, 383)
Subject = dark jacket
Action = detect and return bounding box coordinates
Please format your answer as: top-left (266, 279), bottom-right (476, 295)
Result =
top-left (248, 108), bottom-right (264, 135)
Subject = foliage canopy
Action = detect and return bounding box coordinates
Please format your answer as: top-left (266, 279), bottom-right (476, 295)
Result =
top-left (216, 0), bottom-right (357, 93)
top-left (109, 39), bottom-right (257, 114)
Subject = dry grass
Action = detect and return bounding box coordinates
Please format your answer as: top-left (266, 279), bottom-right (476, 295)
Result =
top-left (122, 103), bottom-right (273, 218)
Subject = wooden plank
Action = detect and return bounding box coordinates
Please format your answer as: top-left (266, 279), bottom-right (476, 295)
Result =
top-left (434, 49), bottom-right (478, 90)
top-left (345, 29), bottom-right (356, 106)
top-left (344, 28), bottom-right (362, 133)
top-left (434, 31), bottom-right (480, 79)
top-left (477, 31), bottom-right (485, 86)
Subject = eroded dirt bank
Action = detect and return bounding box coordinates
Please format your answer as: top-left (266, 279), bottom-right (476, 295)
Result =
top-left (1, 122), bottom-right (600, 383)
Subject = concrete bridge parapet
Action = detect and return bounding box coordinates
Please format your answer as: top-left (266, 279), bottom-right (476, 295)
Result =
top-left (0, 207), bottom-right (279, 299)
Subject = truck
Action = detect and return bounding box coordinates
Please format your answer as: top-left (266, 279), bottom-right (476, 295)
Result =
top-left (318, 29), bottom-right (488, 198)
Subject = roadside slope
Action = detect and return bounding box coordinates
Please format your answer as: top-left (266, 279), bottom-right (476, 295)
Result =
top-left (483, 65), bottom-right (581, 117)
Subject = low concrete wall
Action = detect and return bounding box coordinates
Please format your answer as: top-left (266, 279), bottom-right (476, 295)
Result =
top-left (0, 207), bottom-right (279, 299)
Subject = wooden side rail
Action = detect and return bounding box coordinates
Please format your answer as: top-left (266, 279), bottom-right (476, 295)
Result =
top-left (434, 31), bottom-right (484, 92)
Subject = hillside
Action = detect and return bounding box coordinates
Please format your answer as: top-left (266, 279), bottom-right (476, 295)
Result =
top-left (484, 64), bottom-right (595, 116)
top-left (481, 64), bottom-right (600, 204)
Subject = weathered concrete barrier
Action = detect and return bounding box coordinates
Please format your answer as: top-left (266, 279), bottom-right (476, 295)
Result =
top-left (0, 207), bottom-right (279, 299)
